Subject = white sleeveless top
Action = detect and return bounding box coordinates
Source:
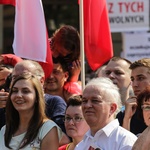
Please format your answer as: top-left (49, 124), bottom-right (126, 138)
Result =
top-left (0, 120), bottom-right (62, 150)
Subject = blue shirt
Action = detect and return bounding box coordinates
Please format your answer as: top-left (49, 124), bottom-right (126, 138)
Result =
top-left (44, 94), bottom-right (67, 133)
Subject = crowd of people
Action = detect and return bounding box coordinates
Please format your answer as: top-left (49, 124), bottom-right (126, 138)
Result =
top-left (0, 24), bottom-right (150, 150)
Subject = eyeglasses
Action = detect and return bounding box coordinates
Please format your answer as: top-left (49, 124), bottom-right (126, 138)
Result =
top-left (63, 116), bottom-right (84, 123)
top-left (141, 105), bottom-right (150, 111)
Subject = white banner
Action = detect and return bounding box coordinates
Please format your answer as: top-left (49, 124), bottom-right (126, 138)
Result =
top-left (122, 32), bottom-right (150, 62)
top-left (107, 0), bottom-right (150, 32)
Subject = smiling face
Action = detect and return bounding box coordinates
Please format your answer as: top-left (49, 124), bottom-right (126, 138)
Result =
top-left (65, 105), bottom-right (89, 140)
top-left (131, 67), bottom-right (150, 96)
top-left (10, 79), bottom-right (36, 114)
top-left (44, 63), bottom-right (68, 93)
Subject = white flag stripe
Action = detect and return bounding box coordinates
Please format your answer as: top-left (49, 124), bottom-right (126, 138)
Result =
top-left (13, 0), bottom-right (47, 62)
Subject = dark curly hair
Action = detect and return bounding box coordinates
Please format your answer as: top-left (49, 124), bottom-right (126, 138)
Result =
top-left (66, 95), bottom-right (82, 109)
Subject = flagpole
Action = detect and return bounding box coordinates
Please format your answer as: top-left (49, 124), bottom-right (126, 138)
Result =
top-left (79, 0), bottom-right (85, 90)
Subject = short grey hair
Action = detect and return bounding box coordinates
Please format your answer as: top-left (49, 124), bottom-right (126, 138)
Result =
top-left (14, 59), bottom-right (44, 77)
top-left (85, 77), bottom-right (122, 116)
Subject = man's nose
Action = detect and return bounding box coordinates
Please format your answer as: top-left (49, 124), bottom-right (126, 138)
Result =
top-left (132, 80), bottom-right (138, 87)
top-left (84, 100), bottom-right (92, 108)
top-left (49, 72), bottom-right (55, 78)
top-left (108, 72), bottom-right (115, 79)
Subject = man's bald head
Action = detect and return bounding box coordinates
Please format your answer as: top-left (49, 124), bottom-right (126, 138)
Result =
top-left (12, 60), bottom-right (45, 84)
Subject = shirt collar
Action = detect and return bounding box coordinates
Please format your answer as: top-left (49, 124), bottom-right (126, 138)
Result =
top-left (84, 119), bottom-right (119, 139)
top-left (97, 119), bottom-right (119, 137)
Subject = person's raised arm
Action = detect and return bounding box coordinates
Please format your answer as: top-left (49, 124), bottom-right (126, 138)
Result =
top-left (122, 96), bottom-right (137, 131)
top-left (69, 60), bottom-right (81, 82)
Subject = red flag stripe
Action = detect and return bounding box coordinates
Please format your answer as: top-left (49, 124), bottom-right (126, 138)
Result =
top-left (83, 0), bottom-right (113, 70)
top-left (0, 0), bottom-right (15, 6)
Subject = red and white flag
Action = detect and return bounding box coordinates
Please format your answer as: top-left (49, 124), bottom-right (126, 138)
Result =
top-left (0, 0), bottom-right (15, 6)
top-left (13, 0), bottom-right (53, 79)
top-left (83, 0), bottom-right (113, 70)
